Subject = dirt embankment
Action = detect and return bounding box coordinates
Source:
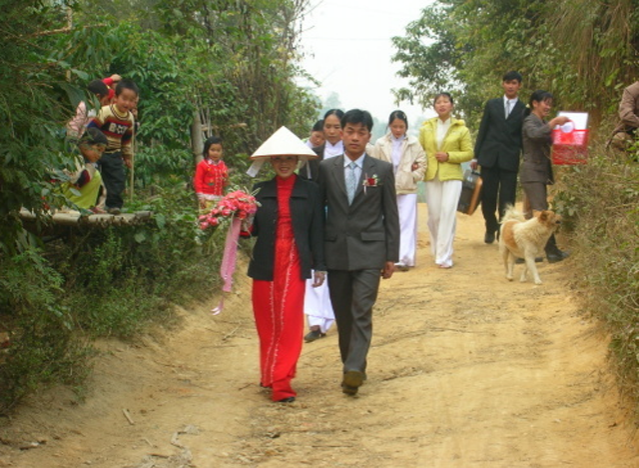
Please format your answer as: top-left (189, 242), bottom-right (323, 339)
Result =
top-left (1, 205), bottom-right (637, 468)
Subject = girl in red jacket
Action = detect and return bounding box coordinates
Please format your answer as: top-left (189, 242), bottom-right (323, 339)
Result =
top-left (194, 136), bottom-right (229, 209)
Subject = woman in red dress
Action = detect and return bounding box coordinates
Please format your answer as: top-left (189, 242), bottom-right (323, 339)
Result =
top-left (247, 128), bottom-right (326, 403)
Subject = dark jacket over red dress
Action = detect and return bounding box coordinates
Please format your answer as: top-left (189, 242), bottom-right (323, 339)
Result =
top-left (248, 174), bottom-right (325, 401)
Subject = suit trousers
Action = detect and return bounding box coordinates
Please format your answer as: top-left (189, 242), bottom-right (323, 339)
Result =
top-left (480, 165), bottom-right (518, 233)
top-left (327, 269), bottom-right (381, 374)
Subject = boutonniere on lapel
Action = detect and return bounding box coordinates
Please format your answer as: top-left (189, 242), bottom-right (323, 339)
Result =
top-left (362, 174), bottom-right (380, 194)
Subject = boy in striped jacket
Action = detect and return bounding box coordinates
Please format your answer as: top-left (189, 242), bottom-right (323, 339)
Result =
top-left (88, 79), bottom-right (138, 214)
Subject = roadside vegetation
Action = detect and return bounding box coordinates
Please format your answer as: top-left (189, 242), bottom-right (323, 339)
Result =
top-left (1, 0), bottom-right (638, 423)
top-left (0, 0), bottom-right (311, 414)
top-left (554, 144), bottom-right (639, 413)
top-left (392, 0), bottom-right (639, 419)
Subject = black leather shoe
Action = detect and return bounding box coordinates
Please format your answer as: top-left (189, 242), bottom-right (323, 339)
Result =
top-left (341, 383), bottom-right (358, 395)
top-left (546, 250), bottom-right (570, 263)
top-left (276, 396), bottom-right (295, 403)
top-left (342, 370), bottom-right (364, 395)
top-left (304, 329), bottom-right (326, 343)
top-left (484, 231), bottom-right (496, 244)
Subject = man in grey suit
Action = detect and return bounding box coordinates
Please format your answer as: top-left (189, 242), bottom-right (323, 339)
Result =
top-left (318, 109), bottom-right (400, 396)
top-left (471, 71), bottom-right (525, 244)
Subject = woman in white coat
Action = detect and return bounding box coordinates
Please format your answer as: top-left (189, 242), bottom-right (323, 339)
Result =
top-left (372, 110), bottom-right (426, 270)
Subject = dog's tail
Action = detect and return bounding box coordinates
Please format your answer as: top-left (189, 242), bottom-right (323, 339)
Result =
top-left (501, 205), bottom-right (526, 223)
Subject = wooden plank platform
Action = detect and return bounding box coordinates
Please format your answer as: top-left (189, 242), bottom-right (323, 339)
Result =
top-left (19, 208), bottom-right (153, 227)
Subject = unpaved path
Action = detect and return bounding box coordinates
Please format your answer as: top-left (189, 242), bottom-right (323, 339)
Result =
top-left (1, 204), bottom-right (638, 468)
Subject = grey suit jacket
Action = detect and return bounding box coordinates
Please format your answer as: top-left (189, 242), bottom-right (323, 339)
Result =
top-left (520, 114), bottom-right (554, 185)
top-left (318, 154), bottom-right (400, 271)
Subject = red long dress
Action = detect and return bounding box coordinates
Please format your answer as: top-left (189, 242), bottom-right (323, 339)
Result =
top-left (252, 175), bottom-right (305, 401)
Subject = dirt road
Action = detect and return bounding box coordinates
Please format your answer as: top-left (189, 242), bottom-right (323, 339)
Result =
top-left (1, 204), bottom-right (637, 467)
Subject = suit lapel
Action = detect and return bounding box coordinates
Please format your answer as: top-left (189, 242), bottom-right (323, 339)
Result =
top-left (513, 99), bottom-right (525, 117)
top-left (492, 99), bottom-right (505, 121)
top-left (352, 154), bottom-right (377, 206)
top-left (330, 155), bottom-right (348, 201)
top-left (506, 99), bottom-right (524, 121)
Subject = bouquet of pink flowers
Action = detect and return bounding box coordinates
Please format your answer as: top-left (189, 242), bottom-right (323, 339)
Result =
top-left (198, 190), bottom-right (259, 230)
top-left (198, 189), bottom-right (260, 315)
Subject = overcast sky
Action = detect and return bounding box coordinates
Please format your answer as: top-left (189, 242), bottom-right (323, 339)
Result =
top-left (297, 0), bottom-right (436, 135)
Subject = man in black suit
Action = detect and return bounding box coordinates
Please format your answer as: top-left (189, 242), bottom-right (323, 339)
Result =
top-left (318, 109), bottom-right (400, 396)
top-left (471, 71), bottom-right (525, 243)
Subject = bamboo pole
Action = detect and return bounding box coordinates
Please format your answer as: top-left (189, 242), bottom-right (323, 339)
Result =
top-left (129, 116), bottom-right (136, 203)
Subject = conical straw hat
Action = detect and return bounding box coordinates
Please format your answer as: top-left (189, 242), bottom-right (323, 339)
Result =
top-left (250, 126), bottom-right (318, 159)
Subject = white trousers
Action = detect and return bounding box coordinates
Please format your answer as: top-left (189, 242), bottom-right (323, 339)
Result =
top-left (304, 274), bottom-right (335, 333)
top-left (397, 194), bottom-right (418, 267)
top-left (425, 178), bottom-right (462, 268)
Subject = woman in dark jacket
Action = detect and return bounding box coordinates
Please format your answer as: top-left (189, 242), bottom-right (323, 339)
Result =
top-left (247, 128), bottom-right (325, 403)
top-left (521, 90), bottom-right (570, 262)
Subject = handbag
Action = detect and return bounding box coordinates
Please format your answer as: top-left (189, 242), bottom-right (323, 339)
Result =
top-left (457, 170), bottom-right (482, 215)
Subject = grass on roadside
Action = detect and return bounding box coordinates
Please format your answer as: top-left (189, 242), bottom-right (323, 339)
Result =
top-left (554, 142), bottom-right (639, 420)
top-left (0, 184), bottom-right (228, 414)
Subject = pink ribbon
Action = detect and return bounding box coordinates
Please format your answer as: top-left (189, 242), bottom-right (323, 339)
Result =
top-left (211, 217), bottom-right (242, 315)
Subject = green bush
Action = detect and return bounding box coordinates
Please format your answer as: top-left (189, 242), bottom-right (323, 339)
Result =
top-left (54, 182), bottom-right (226, 338)
top-left (0, 248), bottom-right (91, 413)
top-left (554, 145), bottom-right (639, 417)
top-left (0, 183), bottom-right (230, 413)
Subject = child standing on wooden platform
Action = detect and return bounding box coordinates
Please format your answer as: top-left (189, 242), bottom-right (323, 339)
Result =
top-left (194, 136), bottom-right (229, 210)
top-left (87, 79), bottom-right (138, 215)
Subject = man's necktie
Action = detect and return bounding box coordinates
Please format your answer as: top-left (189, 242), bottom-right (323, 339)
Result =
top-left (505, 100), bottom-right (511, 118)
top-left (346, 161), bottom-right (357, 205)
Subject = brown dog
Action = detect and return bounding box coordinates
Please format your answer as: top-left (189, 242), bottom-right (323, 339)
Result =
top-left (499, 207), bottom-right (562, 285)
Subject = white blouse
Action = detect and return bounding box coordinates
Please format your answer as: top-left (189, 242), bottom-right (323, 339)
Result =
top-left (436, 118), bottom-right (451, 150)
top-left (390, 134), bottom-right (405, 171)
top-left (324, 140), bottom-right (344, 159)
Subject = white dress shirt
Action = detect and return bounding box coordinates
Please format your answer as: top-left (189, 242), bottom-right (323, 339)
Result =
top-left (503, 96), bottom-right (519, 118)
top-left (343, 153), bottom-right (365, 179)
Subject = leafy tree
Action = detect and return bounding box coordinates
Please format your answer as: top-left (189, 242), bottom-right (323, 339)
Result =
top-left (0, 0), bottom-right (82, 253)
top-left (0, 0), bottom-right (320, 412)
top-left (392, 0), bottom-right (639, 130)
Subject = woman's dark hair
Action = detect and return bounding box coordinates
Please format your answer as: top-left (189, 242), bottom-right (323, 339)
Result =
top-left (323, 109), bottom-right (345, 121)
top-left (203, 136), bottom-right (222, 158)
top-left (433, 92), bottom-right (454, 106)
top-left (87, 79), bottom-right (109, 97)
top-left (524, 90), bottom-right (554, 117)
top-left (388, 110), bottom-right (408, 128)
top-left (341, 109), bottom-right (373, 132)
top-left (312, 119), bottom-right (324, 132)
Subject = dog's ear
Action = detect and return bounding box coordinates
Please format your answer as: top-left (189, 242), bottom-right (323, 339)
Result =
top-left (539, 211), bottom-right (548, 221)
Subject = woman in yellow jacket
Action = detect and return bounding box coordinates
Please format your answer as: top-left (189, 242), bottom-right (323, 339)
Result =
top-left (419, 93), bottom-right (474, 268)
